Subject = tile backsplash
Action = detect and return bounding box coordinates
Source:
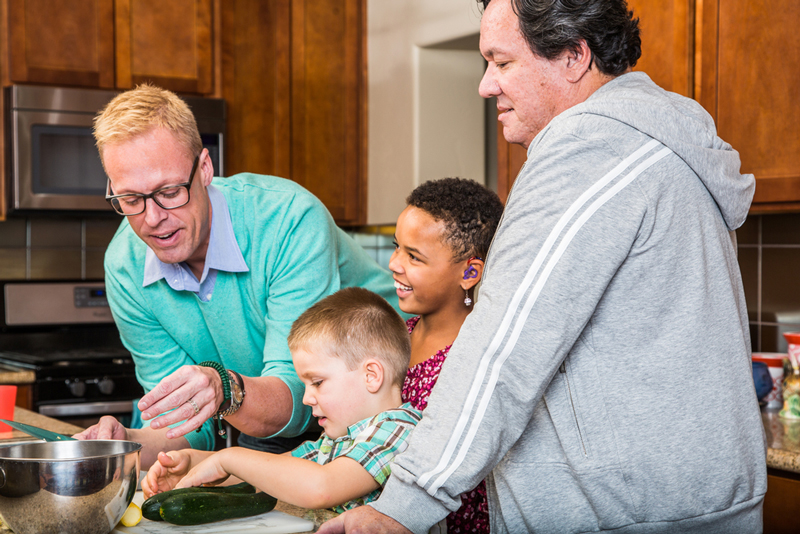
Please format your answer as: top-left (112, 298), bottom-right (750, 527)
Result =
top-left (0, 216), bottom-right (396, 281)
top-left (346, 226), bottom-right (396, 271)
top-left (738, 213), bottom-right (800, 353)
top-left (0, 216), bottom-right (121, 280)
top-left (1, 209), bottom-right (788, 356)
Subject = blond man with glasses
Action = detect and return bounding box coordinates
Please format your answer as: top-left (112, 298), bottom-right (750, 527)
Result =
top-left (75, 84), bottom-right (402, 470)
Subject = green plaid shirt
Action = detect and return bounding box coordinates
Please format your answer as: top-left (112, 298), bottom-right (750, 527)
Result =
top-left (290, 403), bottom-right (422, 513)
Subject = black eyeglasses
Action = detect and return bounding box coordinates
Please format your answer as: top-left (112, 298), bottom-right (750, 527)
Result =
top-left (105, 155), bottom-right (200, 216)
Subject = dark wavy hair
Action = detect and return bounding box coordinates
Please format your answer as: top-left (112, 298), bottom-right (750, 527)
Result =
top-left (479, 0), bottom-right (641, 76)
top-left (406, 178), bottom-right (504, 261)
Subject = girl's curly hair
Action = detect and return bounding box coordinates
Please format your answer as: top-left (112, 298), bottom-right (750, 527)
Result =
top-left (406, 178), bottom-right (504, 261)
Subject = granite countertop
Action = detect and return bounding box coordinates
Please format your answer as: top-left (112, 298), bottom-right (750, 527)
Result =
top-left (763, 408), bottom-right (800, 473)
top-left (0, 364), bottom-right (34, 385)
top-left (0, 407), bottom-right (84, 443)
top-left (1, 407), bottom-right (795, 530)
top-left (0, 408), bottom-right (336, 531)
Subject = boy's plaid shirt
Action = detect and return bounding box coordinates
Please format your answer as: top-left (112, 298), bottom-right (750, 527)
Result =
top-left (290, 402), bottom-right (422, 513)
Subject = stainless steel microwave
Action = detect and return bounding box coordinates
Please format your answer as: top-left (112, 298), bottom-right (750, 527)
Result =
top-left (5, 84), bottom-right (225, 214)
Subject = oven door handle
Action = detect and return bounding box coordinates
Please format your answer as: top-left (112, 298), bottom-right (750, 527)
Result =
top-left (38, 400), bottom-right (134, 417)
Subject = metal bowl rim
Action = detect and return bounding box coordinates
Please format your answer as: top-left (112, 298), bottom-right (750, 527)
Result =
top-left (0, 439), bottom-right (142, 461)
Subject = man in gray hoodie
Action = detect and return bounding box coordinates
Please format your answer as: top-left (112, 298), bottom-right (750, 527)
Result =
top-left (320, 0), bottom-right (766, 532)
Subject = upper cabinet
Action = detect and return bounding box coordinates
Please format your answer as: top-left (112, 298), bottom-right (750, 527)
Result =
top-left (626, 0), bottom-right (693, 97)
top-left (496, 0), bottom-right (800, 212)
top-left (1, 0), bottom-right (366, 225)
top-left (115, 0), bottom-right (213, 94)
top-left (289, 0), bottom-right (365, 225)
top-left (5, 0), bottom-right (115, 88)
top-left (695, 0), bottom-right (800, 211)
top-left (218, 0), bottom-right (366, 226)
top-left (3, 0), bottom-right (214, 95)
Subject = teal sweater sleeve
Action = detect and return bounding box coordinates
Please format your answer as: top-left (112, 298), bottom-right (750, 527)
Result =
top-left (104, 174), bottom-right (397, 449)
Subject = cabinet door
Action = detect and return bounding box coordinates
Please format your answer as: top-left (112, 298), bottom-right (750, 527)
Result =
top-left (697, 0), bottom-right (800, 210)
top-left (6, 0), bottom-right (115, 87)
top-left (115, 0), bottom-right (213, 94)
top-left (219, 0), bottom-right (366, 226)
top-left (218, 0), bottom-right (291, 180)
top-left (290, 0), bottom-right (366, 225)
top-left (495, 1), bottom-right (694, 201)
top-left (627, 0), bottom-right (693, 97)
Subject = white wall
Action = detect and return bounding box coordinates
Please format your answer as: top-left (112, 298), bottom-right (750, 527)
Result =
top-left (417, 48), bottom-right (486, 190)
top-left (367, 1), bottom-right (484, 225)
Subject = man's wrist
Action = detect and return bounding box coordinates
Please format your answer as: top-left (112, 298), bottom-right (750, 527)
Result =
top-left (198, 361), bottom-right (231, 436)
top-left (219, 370), bottom-right (245, 417)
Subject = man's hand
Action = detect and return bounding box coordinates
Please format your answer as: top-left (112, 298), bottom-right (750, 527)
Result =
top-left (317, 506), bottom-right (412, 534)
top-left (142, 450), bottom-right (194, 498)
top-left (137, 365), bottom-right (223, 439)
top-left (73, 415), bottom-right (129, 441)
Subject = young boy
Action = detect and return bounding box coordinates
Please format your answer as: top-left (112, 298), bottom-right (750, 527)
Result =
top-left (142, 287), bottom-right (421, 512)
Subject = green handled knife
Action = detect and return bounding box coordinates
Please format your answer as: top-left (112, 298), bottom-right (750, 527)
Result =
top-left (0, 418), bottom-right (76, 441)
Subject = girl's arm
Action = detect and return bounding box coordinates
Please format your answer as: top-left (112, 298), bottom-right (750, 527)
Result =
top-left (175, 446), bottom-right (379, 509)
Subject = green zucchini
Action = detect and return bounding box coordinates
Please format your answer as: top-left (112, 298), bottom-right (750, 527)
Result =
top-left (159, 491), bottom-right (278, 525)
top-left (141, 482), bottom-right (256, 521)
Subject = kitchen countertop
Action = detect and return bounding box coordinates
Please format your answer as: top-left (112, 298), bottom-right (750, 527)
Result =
top-left (0, 408), bottom-right (337, 531)
top-left (1, 407), bottom-right (798, 529)
top-left (0, 364), bottom-right (34, 385)
top-left (0, 406), bottom-right (84, 443)
top-left (763, 408), bottom-right (800, 474)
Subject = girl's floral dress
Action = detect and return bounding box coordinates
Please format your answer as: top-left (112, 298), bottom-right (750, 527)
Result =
top-left (402, 316), bottom-right (490, 534)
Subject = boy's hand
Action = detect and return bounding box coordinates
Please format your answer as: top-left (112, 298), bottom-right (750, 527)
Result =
top-left (174, 450), bottom-right (231, 489)
top-left (142, 450), bottom-right (193, 498)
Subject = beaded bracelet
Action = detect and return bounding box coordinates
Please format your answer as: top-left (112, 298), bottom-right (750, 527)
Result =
top-left (199, 361), bottom-right (231, 437)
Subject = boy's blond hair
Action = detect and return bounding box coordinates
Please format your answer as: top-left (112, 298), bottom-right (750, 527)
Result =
top-left (93, 83), bottom-right (202, 162)
top-left (288, 288), bottom-right (410, 388)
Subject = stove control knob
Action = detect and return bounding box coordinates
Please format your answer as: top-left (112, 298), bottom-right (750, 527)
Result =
top-left (98, 377), bottom-right (115, 395)
top-left (67, 380), bottom-right (86, 397)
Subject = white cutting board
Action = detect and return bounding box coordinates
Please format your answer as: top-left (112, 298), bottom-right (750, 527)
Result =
top-left (113, 492), bottom-right (315, 534)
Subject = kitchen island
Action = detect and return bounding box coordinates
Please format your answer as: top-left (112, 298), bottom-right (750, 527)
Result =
top-left (5, 407), bottom-right (795, 531)
top-left (0, 408), bottom-right (335, 532)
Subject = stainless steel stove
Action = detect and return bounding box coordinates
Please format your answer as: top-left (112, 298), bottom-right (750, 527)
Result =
top-left (0, 280), bottom-right (143, 426)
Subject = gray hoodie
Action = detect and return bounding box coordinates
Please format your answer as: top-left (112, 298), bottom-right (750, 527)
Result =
top-left (373, 72), bottom-right (766, 533)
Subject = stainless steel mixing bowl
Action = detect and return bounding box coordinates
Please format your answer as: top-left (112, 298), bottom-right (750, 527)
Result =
top-left (0, 440), bottom-right (141, 534)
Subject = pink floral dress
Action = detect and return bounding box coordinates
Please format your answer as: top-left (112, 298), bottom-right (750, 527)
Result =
top-left (402, 317), bottom-right (490, 534)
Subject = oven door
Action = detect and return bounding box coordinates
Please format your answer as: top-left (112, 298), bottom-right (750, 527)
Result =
top-left (38, 401), bottom-right (136, 430)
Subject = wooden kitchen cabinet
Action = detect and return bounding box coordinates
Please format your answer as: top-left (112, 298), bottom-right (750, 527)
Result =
top-left (0, 0), bottom-right (366, 225)
top-left (495, 1), bottom-right (800, 213)
top-left (696, 0), bottom-right (800, 211)
top-left (764, 469), bottom-right (800, 534)
top-left (3, 0), bottom-right (115, 88)
top-left (1, 0), bottom-right (213, 94)
top-left (219, 0), bottom-right (367, 225)
top-left (115, 0), bottom-right (214, 94)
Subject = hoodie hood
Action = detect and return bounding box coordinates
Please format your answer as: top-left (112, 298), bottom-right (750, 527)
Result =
top-left (544, 72), bottom-right (754, 231)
